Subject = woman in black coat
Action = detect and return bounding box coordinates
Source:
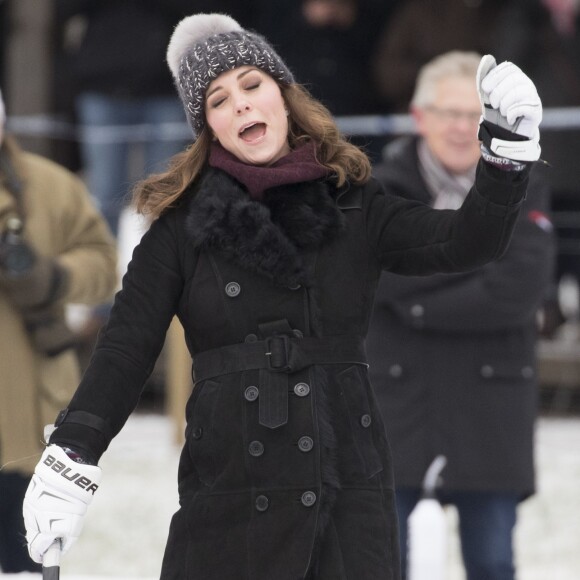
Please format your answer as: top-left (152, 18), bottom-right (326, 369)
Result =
top-left (23, 14), bottom-right (543, 580)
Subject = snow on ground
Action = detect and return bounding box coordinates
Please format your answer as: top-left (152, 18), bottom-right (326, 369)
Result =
top-left (4, 412), bottom-right (580, 579)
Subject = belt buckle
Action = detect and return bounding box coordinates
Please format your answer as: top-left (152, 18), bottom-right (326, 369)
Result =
top-left (265, 335), bottom-right (292, 372)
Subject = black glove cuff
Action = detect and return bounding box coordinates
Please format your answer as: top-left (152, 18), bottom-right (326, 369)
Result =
top-left (478, 119), bottom-right (528, 149)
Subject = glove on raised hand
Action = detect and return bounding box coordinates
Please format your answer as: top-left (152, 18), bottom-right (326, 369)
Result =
top-left (23, 445), bottom-right (101, 564)
top-left (476, 54), bottom-right (542, 163)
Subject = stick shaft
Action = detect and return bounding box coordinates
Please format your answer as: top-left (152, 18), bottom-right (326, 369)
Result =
top-left (42, 540), bottom-right (61, 580)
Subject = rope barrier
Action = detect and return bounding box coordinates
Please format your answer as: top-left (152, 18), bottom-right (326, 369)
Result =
top-left (5, 107), bottom-right (580, 142)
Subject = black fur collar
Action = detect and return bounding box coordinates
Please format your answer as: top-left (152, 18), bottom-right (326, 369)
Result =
top-left (185, 168), bottom-right (345, 287)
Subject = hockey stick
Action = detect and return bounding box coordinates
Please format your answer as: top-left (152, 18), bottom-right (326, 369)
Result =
top-left (42, 539), bottom-right (61, 580)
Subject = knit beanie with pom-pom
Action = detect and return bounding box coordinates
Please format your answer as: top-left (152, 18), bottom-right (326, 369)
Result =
top-left (167, 13), bottom-right (295, 138)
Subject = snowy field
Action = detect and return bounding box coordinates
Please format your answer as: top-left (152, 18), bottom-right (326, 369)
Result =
top-left (4, 412), bottom-right (580, 580)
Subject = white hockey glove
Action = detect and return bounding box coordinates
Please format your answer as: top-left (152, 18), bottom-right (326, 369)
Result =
top-left (476, 54), bottom-right (542, 164)
top-left (23, 445), bottom-right (101, 563)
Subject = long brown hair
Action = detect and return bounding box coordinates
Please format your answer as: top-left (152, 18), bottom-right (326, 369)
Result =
top-left (132, 82), bottom-right (371, 220)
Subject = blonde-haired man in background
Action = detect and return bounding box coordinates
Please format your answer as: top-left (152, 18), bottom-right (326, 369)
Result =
top-left (368, 51), bottom-right (555, 580)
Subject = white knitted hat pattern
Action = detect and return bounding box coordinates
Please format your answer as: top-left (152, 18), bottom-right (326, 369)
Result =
top-left (167, 13), bottom-right (294, 137)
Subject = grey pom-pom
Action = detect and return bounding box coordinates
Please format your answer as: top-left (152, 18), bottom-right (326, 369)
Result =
top-left (167, 13), bottom-right (243, 78)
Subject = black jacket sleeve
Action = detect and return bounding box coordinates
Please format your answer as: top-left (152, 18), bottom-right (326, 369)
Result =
top-left (366, 160), bottom-right (529, 276)
top-left (50, 209), bottom-right (187, 462)
top-left (373, 165), bottom-right (555, 333)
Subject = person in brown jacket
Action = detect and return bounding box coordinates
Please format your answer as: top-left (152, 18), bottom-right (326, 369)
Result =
top-left (0, 88), bottom-right (118, 572)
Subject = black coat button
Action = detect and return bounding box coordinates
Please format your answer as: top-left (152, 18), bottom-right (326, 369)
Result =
top-left (521, 366), bottom-right (534, 379)
top-left (410, 304), bottom-right (424, 317)
top-left (244, 386), bottom-right (259, 401)
top-left (244, 333), bottom-right (258, 343)
top-left (389, 364), bottom-right (403, 378)
top-left (292, 329), bottom-right (304, 338)
top-left (225, 282), bottom-right (241, 297)
top-left (288, 284), bottom-right (301, 290)
top-left (249, 440), bottom-right (264, 457)
top-left (360, 414), bottom-right (372, 428)
top-left (301, 491), bottom-right (317, 507)
top-left (293, 382), bottom-right (310, 397)
top-left (481, 365), bottom-right (494, 378)
top-left (255, 495), bottom-right (269, 512)
top-left (298, 436), bottom-right (314, 452)
top-left (192, 427), bottom-right (203, 440)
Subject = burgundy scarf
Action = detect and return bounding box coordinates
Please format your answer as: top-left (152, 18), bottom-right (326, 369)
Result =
top-left (208, 141), bottom-right (331, 200)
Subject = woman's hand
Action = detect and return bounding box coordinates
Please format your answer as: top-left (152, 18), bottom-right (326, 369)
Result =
top-left (476, 55), bottom-right (542, 163)
top-left (23, 445), bottom-right (101, 563)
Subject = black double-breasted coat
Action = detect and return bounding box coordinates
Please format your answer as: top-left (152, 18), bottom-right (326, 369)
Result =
top-left (367, 138), bottom-right (555, 498)
top-left (52, 160), bottom-right (529, 580)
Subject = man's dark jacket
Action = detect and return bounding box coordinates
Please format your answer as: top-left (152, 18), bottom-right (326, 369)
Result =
top-left (368, 136), bottom-right (555, 498)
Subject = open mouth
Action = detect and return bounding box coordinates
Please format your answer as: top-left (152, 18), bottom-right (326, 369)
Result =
top-left (239, 122), bottom-right (267, 142)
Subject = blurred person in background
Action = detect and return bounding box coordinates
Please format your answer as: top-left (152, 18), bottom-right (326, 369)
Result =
top-left (0, 1), bottom-right (7, 87)
top-left (55, 0), bottom-right (193, 238)
top-left (372, 0), bottom-right (511, 114)
top-left (367, 51), bottom-right (555, 580)
top-left (0, 88), bottom-right (117, 573)
top-left (55, 0), bottom-right (192, 336)
top-left (252, 0), bottom-right (399, 160)
top-left (253, 0), bottom-right (397, 117)
top-left (497, 0), bottom-right (580, 334)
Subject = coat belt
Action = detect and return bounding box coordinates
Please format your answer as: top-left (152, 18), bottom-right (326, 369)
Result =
top-left (193, 335), bottom-right (367, 429)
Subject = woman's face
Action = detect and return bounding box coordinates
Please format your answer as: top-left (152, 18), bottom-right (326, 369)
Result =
top-left (205, 66), bottom-right (291, 166)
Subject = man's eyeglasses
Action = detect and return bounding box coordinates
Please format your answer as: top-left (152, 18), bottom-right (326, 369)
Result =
top-left (425, 106), bottom-right (481, 124)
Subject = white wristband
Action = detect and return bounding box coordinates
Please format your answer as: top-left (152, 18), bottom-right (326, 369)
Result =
top-left (488, 131), bottom-right (541, 162)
